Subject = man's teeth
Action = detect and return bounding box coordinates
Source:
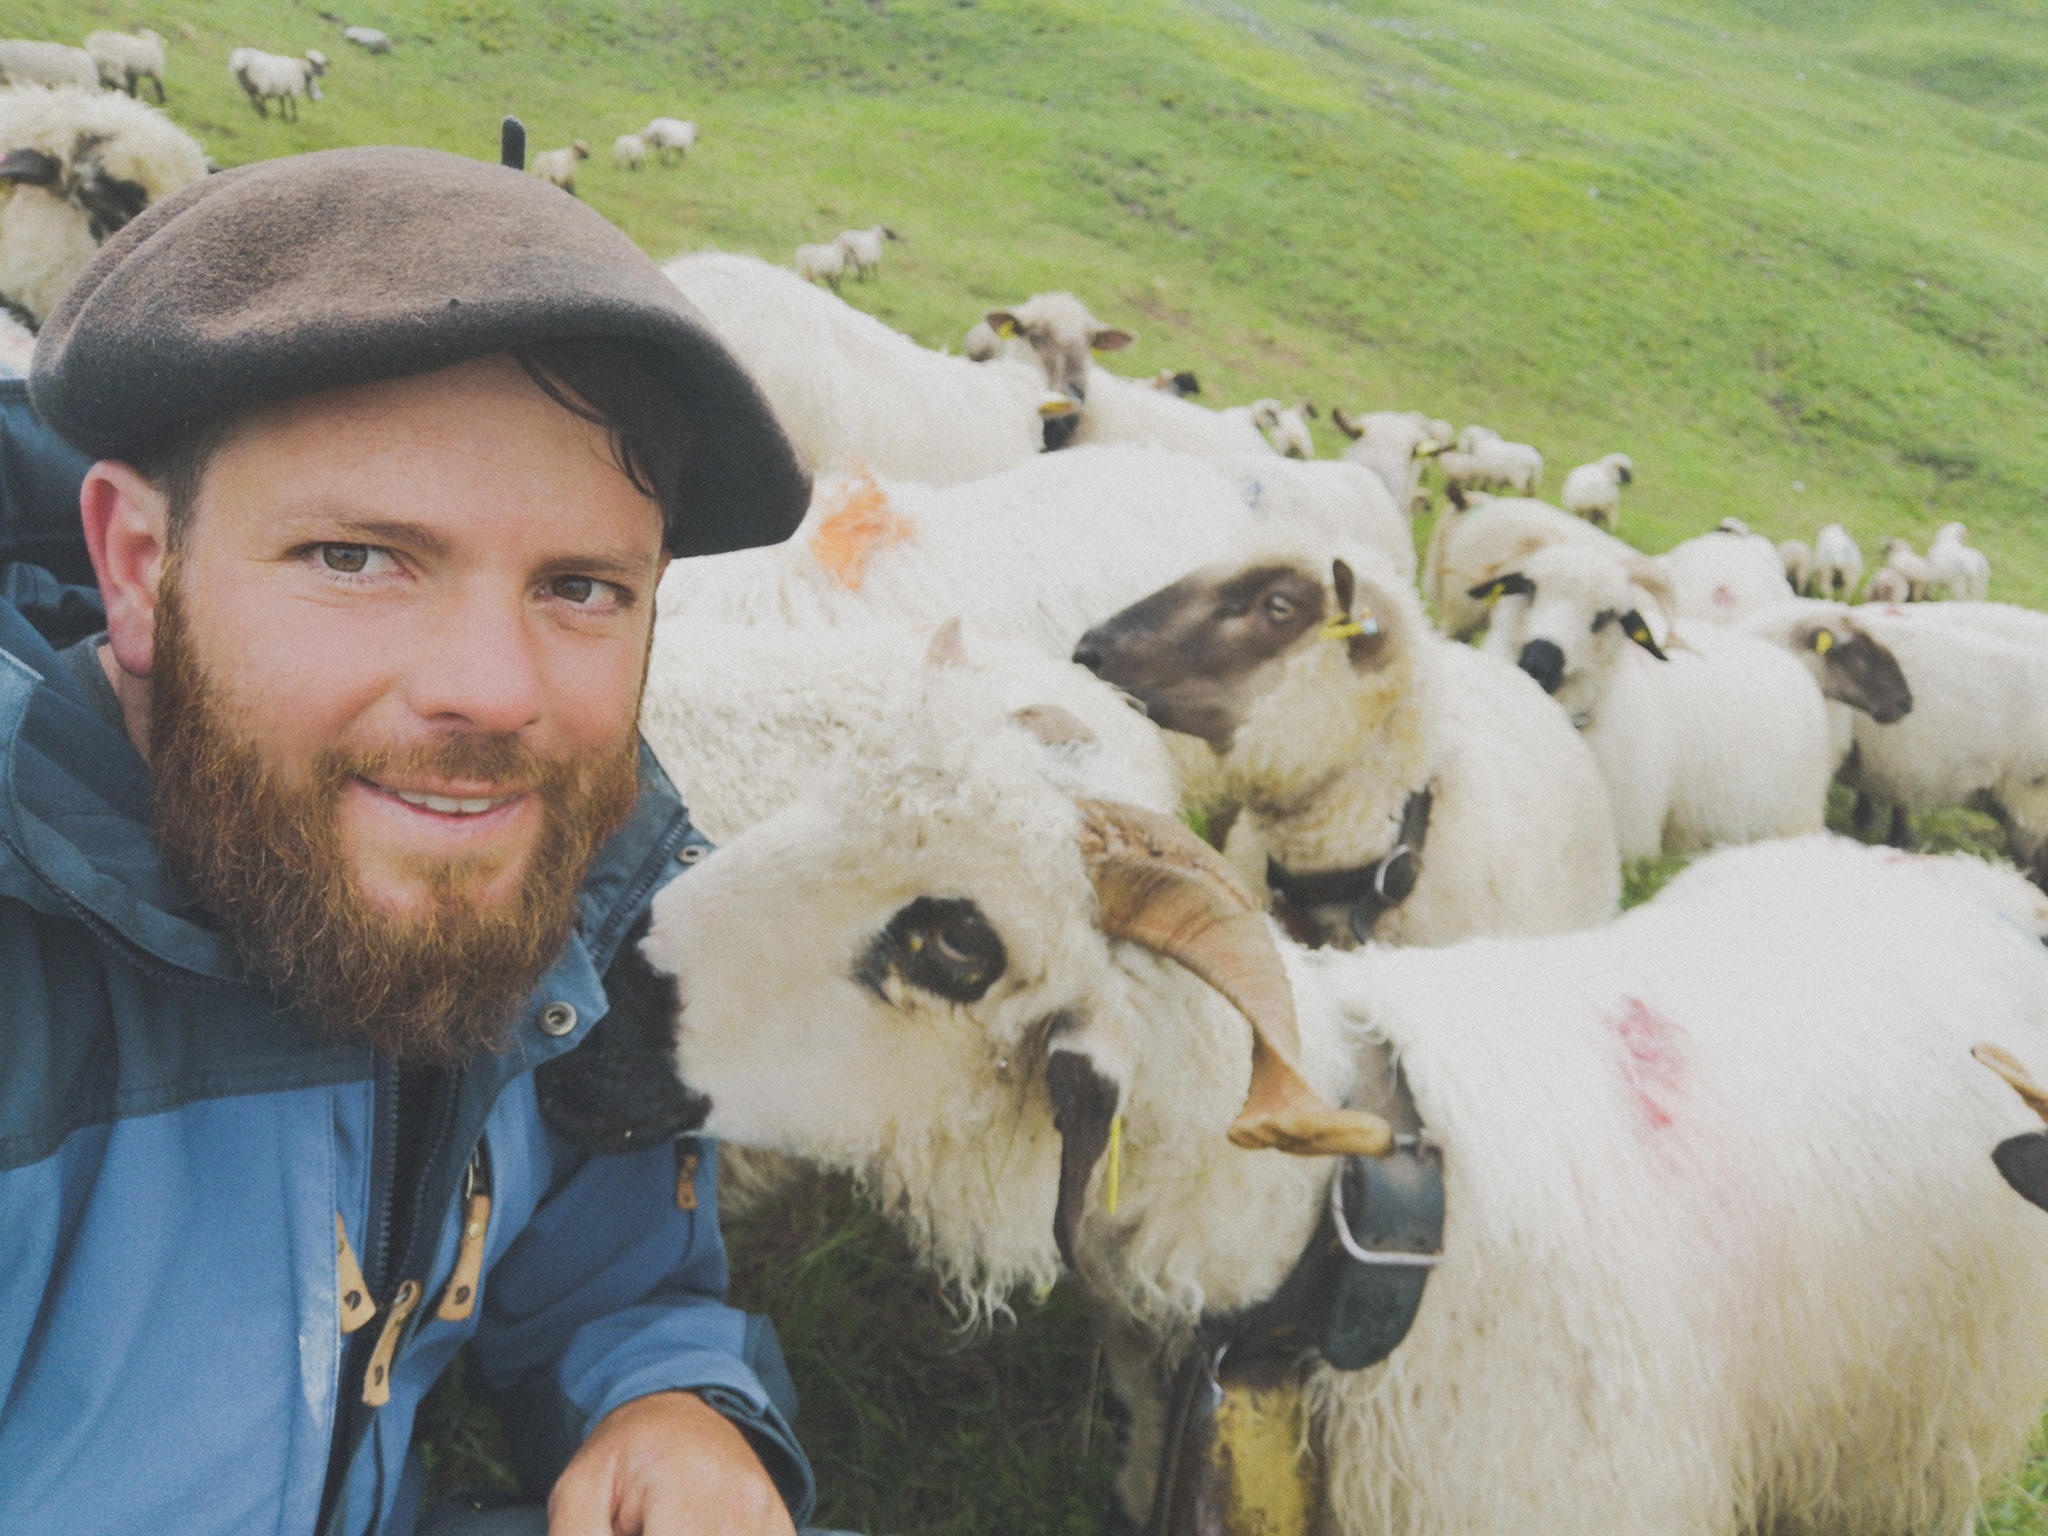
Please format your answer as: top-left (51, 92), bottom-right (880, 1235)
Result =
top-left (388, 789), bottom-right (508, 815)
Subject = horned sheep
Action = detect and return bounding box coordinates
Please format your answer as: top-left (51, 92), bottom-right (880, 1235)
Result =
top-left (1478, 541), bottom-right (1835, 860)
top-left (643, 652), bottom-right (2048, 1536)
top-left (1074, 543), bottom-right (1621, 947)
top-left (1559, 452), bottom-right (1633, 528)
top-left (663, 250), bottom-right (1062, 486)
top-left (85, 30), bottom-right (167, 100)
top-left (229, 48), bottom-right (327, 120)
top-left (0, 84), bottom-right (207, 328)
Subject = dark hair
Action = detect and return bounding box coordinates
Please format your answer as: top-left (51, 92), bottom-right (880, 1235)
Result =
top-left (130, 335), bottom-right (692, 549)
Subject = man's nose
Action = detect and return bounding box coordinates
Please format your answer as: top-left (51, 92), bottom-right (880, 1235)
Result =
top-left (402, 588), bottom-right (547, 733)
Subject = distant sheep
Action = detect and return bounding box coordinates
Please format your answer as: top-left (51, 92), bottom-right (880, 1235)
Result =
top-left (85, 30), bottom-right (166, 100)
top-left (1777, 538), bottom-right (1812, 595)
top-left (1479, 542), bottom-right (1833, 860)
top-left (1560, 452), bottom-right (1633, 528)
top-left (341, 26), bottom-right (393, 54)
top-left (642, 116), bottom-right (697, 161)
top-left (1809, 522), bottom-right (1862, 599)
top-left (0, 42), bottom-right (101, 92)
top-left (1661, 521), bottom-right (1793, 624)
top-left (229, 48), bottom-right (328, 120)
top-left (1331, 408), bottom-right (1445, 517)
top-left (1438, 433), bottom-right (1542, 497)
top-left (980, 290), bottom-right (1134, 407)
top-left (1075, 543), bottom-right (1620, 947)
top-left (794, 238), bottom-right (847, 290)
top-left (837, 223), bottom-right (900, 281)
top-left (1250, 397), bottom-right (1317, 459)
top-left (1875, 537), bottom-right (1932, 602)
top-left (0, 84), bottom-right (207, 327)
top-left (611, 132), bottom-right (645, 170)
top-left (530, 140), bottom-right (590, 194)
top-left (1866, 566), bottom-right (1911, 605)
top-left (665, 251), bottom-right (1069, 485)
top-left (1928, 521), bottom-right (1991, 601)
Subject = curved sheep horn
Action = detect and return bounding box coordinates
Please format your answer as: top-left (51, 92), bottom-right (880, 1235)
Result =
top-left (1074, 798), bottom-right (1392, 1159)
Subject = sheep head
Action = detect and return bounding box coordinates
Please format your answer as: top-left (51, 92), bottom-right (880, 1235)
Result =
top-left (1476, 543), bottom-right (1673, 713)
top-left (983, 291), bottom-right (1133, 403)
top-left (643, 663), bottom-right (1382, 1312)
top-left (1745, 602), bottom-right (1912, 724)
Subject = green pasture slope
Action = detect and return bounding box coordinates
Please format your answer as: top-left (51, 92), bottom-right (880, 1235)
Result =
top-left (22, 0), bottom-right (2048, 1528)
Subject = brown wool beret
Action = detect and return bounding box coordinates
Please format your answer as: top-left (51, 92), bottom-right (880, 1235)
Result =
top-left (29, 145), bottom-right (810, 557)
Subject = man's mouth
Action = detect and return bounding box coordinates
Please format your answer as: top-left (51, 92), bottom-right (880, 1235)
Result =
top-left (360, 778), bottom-right (528, 818)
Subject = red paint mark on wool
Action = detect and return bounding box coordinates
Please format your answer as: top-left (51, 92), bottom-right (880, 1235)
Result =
top-left (809, 465), bottom-right (913, 590)
top-left (1608, 996), bottom-right (1688, 1134)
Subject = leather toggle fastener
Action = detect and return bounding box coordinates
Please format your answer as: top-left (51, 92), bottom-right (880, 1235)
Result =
top-left (361, 1279), bottom-right (422, 1408)
top-left (675, 1140), bottom-right (700, 1211)
top-left (336, 1214), bottom-right (376, 1335)
top-left (435, 1145), bottom-right (493, 1322)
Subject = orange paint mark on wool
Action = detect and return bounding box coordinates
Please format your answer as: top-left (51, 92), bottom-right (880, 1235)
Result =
top-left (809, 466), bottom-right (912, 590)
top-left (1607, 996), bottom-right (1688, 1135)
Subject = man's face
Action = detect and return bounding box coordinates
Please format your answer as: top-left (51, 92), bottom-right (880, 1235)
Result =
top-left (142, 354), bottom-right (666, 1059)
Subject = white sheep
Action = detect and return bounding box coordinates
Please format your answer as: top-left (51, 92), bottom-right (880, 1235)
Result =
top-left (1066, 364), bottom-right (1275, 459)
top-left (1735, 597), bottom-right (1915, 769)
top-left (1866, 565), bottom-right (1911, 605)
top-left (1877, 536), bottom-right (1933, 601)
top-left (1330, 408), bottom-right (1445, 517)
top-left (228, 48), bottom-right (327, 120)
top-left (1479, 541), bottom-right (1833, 859)
top-left (1074, 542), bottom-right (1620, 946)
top-left (0, 84), bottom-right (207, 328)
top-left (792, 238), bottom-right (847, 291)
top-left (1777, 537), bottom-right (1811, 594)
top-left (1437, 434), bottom-right (1543, 497)
top-left (1660, 520), bottom-right (1794, 624)
top-left (1835, 603), bottom-right (2048, 885)
top-left (529, 140), bottom-right (590, 194)
top-left (1809, 521), bottom-right (1862, 599)
top-left (642, 116), bottom-right (697, 161)
top-left (1455, 423), bottom-right (1499, 453)
top-left (0, 42), bottom-right (101, 92)
top-left (1559, 451), bottom-right (1633, 528)
top-left (836, 223), bottom-right (900, 281)
top-left (1928, 520), bottom-right (1991, 601)
top-left (1896, 599), bottom-right (2048, 650)
top-left (611, 132), bottom-right (645, 170)
top-left (978, 290), bottom-right (1134, 407)
top-left (657, 446), bottom-right (1415, 658)
top-left (1421, 490), bottom-right (1629, 640)
top-left (85, 29), bottom-right (166, 101)
top-left (1249, 397), bottom-right (1316, 459)
top-left (663, 250), bottom-right (1062, 486)
top-left (341, 25), bottom-right (393, 54)
top-left (645, 652), bottom-right (2048, 1536)
top-left (1207, 456), bottom-right (1412, 582)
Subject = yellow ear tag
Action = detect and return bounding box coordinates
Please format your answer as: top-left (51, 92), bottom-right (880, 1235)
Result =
top-left (996, 318), bottom-right (1018, 338)
top-left (1321, 616), bottom-right (1365, 641)
top-left (1106, 1114), bottom-right (1123, 1216)
top-left (1813, 630), bottom-right (1835, 655)
top-left (1628, 621), bottom-right (1652, 646)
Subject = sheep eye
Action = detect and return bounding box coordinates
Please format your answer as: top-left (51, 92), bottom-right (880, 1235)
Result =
top-left (1263, 592), bottom-right (1297, 622)
top-left (855, 896), bottom-right (1007, 1005)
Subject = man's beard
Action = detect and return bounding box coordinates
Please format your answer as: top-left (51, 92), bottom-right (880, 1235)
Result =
top-left (147, 575), bottom-right (642, 1065)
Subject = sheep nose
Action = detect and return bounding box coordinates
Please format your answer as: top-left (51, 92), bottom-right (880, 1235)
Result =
top-left (1518, 639), bottom-right (1566, 695)
top-left (1071, 641), bottom-right (1104, 672)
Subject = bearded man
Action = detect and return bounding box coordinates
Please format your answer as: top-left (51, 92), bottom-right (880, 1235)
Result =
top-left (0, 148), bottom-right (820, 1536)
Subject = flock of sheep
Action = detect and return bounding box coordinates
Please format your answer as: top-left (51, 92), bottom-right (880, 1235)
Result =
top-left (6, 55), bottom-right (2048, 1536)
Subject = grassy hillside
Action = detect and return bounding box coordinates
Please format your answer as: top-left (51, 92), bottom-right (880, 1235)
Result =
top-left (26, 0), bottom-right (2048, 602)
top-left (23, 1), bottom-right (2048, 1530)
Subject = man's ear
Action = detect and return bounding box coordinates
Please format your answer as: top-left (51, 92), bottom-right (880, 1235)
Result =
top-left (80, 461), bottom-right (171, 680)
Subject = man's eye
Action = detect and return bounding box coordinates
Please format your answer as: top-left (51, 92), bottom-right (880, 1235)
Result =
top-left (320, 544), bottom-right (374, 574)
top-left (550, 576), bottom-right (598, 605)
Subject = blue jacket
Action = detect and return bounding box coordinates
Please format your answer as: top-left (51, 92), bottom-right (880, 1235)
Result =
top-left (0, 592), bottom-right (813, 1534)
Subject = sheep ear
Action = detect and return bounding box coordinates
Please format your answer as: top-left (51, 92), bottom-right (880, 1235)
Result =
top-left (925, 617), bottom-right (969, 669)
top-left (0, 147), bottom-right (61, 186)
top-left (1045, 1046), bottom-right (1119, 1270)
top-left (1092, 327), bottom-right (1136, 353)
top-left (1331, 559), bottom-right (1356, 617)
top-left (1468, 572), bottom-right (1534, 603)
top-left (985, 309), bottom-right (1019, 338)
top-left (1619, 610), bottom-right (1668, 660)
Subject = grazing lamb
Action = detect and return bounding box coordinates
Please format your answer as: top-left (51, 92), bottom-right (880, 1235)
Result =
top-left (228, 48), bottom-right (327, 120)
top-left (1877, 536), bottom-right (1933, 601)
top-left (1479, 542), bottom-right (1833, 859)
top-left (664, 251), bottom-right (1065, 485)
top-left (1778, 538), bottom-right (1811, 594)
top-left (1866, 566), bottom-right (1911, 605)
top-left (341, 26), bottom-right (393, 54)
top-left (1660, 520), bottom-right (1793, 624)
top-left (529, 140), bottom-right (590, 194)
top-left (1559, 452), bottom-right (1634, 528)
top-left (1250, 398), bottom-right (1317, 459)
top-left (657, 446), bottom-right (1415, 657)
top-left (1421, 489), bottom-right (1629, 639)
top-left (1928, 521), bottom-right (1991, 601)
top-left (1736, 598), bottom-right (1914, 768)
top-left (642, 116), bottom-right (697, 161)
top-left (1074, 543), bottom-right (1620, 946)
top-left (0, 42), bottom-right (100, 92)
top-left (793, 238), bottom-right (847, 290)
top-left (611, 132), bottom-right (645, 170)
top-left (1330, 408), bottom-right (1445, 516)
top-left (1809, 521), bottom-right (1862, 599)
top-left (980, 290), bottom-right (1134, 406)
top-left (644, 652), bottom-right (2048, 1536)
top-left (0, 84), bottom-right (207, 327)
top-left (85, 29), bottom-right (167, 100)
top-left (1437, 434), bottom-right (1543, 497)
top-left (836, 223), bottom-right (900, 281)
top-left (1833, 605), bottom-right (2048, 886)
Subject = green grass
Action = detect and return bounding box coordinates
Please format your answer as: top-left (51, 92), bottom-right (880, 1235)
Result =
top-left (22, 0), bottom-right (2048, 1527)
